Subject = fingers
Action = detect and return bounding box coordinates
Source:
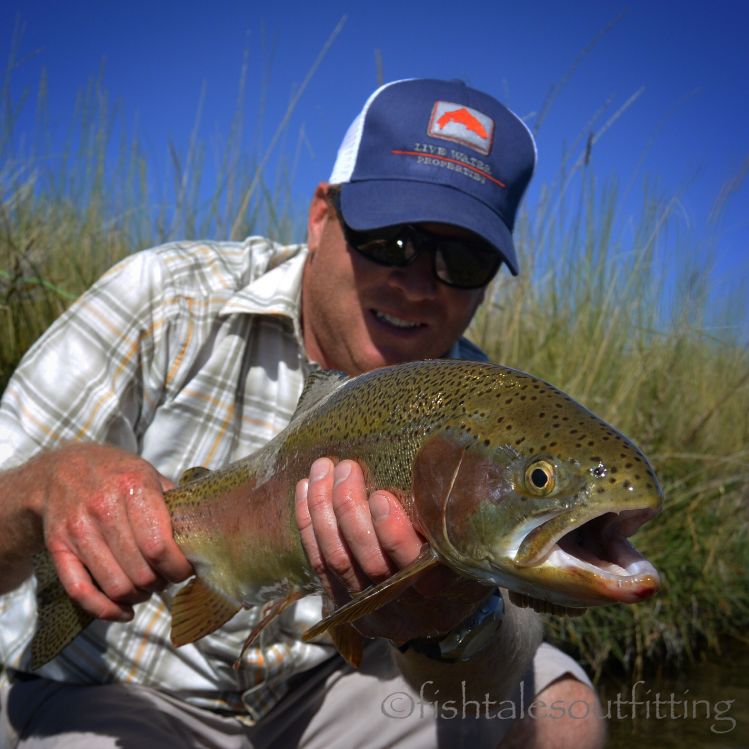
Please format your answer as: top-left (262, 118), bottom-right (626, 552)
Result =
top-left (51, 546), bottom-right (134, 622)
top-left (296, 458), bottom-right (422, 600)
top-left (366, 491), bottom-right (424, 569)
top-left (296, 458), bottom-right (368, 595)
top-left (124, 481), bottom-right (192, 585)
top-left (80, 485), bottom-right (161, 599)
top-left (295, 476), bottom-right (326, 588)
top-left (40, 444), bottom-right (193, 619)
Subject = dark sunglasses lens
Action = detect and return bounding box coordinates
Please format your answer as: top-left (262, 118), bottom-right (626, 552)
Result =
top-left (434, 241), bottom-right (501, 288)
top-left (354, 235), bottom-right (413, 266)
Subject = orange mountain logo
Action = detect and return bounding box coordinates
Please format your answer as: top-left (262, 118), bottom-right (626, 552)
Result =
top-left (428, 101), bottom-right (494, 155)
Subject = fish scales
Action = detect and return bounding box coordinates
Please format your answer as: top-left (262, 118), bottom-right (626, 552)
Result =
top-left (29, 359), bottom-right (663, 669)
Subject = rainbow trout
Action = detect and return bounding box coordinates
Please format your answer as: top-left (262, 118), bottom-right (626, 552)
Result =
top-left (31, 360), bottom-right (663, 669)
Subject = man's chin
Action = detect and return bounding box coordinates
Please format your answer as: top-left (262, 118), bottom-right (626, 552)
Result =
top-left (360, 344), bottom-right (438, 373)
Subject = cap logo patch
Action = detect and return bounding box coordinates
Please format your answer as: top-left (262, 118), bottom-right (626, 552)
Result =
top-left (428, 101), bottom-right (494, 155)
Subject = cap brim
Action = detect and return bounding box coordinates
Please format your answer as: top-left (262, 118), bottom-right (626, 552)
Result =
top-left (339, 180), bottom-right (519, 276)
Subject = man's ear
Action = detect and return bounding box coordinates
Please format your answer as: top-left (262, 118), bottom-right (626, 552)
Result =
top-left (307, 182), bottom-right (331, 256)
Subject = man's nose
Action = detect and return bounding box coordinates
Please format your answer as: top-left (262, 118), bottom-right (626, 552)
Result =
top-left (386, 249), bottom-right (438, 300)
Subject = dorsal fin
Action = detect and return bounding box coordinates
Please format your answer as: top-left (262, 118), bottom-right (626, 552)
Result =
top-left (293, 367), bottom-right (349, 419)
top-left (178, 466), bottom-right (212, 485)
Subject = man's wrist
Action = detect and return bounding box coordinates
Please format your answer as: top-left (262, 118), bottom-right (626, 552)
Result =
top-left (395, 588), bottom-right (504, 663)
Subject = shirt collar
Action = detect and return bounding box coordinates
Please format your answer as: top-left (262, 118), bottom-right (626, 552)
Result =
top-left (219, 244), bottom-right (307, 345)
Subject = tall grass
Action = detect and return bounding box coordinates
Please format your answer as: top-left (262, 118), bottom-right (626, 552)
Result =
top-left (2, 46), bottom-right (747, 680)
top-left (0, 16), bottom-right (340, 387)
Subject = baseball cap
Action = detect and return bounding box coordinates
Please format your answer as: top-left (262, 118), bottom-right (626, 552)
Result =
top-left (329, 78), bottom-right (537, 276)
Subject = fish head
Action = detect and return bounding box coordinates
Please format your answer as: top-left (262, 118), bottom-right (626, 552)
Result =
top-left (412, 368), bottom-right (663, 609)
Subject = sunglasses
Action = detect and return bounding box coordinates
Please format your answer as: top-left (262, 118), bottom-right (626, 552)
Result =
top-left (331, 194), bottom-right (502, 289)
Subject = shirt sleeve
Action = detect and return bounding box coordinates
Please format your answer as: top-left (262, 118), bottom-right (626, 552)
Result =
top-left (449, 335), bottom-right (490, 363)
top-left (0, 249), bottom-right (181, 667)
top-left (0, 248), bottom-right (179, 469)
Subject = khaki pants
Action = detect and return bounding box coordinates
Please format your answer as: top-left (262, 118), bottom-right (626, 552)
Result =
top-left (1, 642), bottom-right (590, 749)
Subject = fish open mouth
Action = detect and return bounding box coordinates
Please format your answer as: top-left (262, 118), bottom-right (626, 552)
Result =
top-left (555, 510), bottom-right (658, 577)
top-left (516, 508), bottom-right (661, 603)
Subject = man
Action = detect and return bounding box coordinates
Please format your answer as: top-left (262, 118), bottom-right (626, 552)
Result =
top-left (0, 79), bottom-right (605, 747)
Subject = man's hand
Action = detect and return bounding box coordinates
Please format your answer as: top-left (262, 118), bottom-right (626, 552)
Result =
top-left (295, 457), bottom-right (493, 644)
top-left (2, 443), bottom-right (193, 621)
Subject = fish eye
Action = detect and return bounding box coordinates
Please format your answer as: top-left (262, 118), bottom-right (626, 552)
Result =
top-left (525, 460), bottom-right (556, 496)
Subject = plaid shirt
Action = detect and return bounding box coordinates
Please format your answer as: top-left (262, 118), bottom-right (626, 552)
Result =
top-left (0, 237), bottom-right (486, 721)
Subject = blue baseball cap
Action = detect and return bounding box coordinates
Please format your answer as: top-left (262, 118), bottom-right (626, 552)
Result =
top-left (329, 78), bottom-right (537, 276)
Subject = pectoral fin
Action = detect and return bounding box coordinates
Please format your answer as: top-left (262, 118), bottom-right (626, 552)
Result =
top-left (329, 624), bottom-right (365, 668)
top-left (302, 545), bottom-right (440, 642)
top-left (170, 578), bottom-right (240, 646)
top-left (30, 552), bottom-right (94, 670)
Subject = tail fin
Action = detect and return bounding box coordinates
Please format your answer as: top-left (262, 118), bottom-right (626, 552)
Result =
top-left (30, 552), bottom-right (93, 670)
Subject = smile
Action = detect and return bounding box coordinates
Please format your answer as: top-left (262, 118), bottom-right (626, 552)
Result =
top-left (372, 310), bottom-right (425, 329)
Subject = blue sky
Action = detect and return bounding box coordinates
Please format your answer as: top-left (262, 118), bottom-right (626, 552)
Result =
top-left (2, 1), bottom-right (747, 335)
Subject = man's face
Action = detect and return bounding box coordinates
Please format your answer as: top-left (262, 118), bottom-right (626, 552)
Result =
top-left (301, 183), bottom-right (488, 376)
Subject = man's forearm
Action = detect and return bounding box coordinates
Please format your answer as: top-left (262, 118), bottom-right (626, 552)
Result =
top-left (392, 596), bottom-right (544, 703)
